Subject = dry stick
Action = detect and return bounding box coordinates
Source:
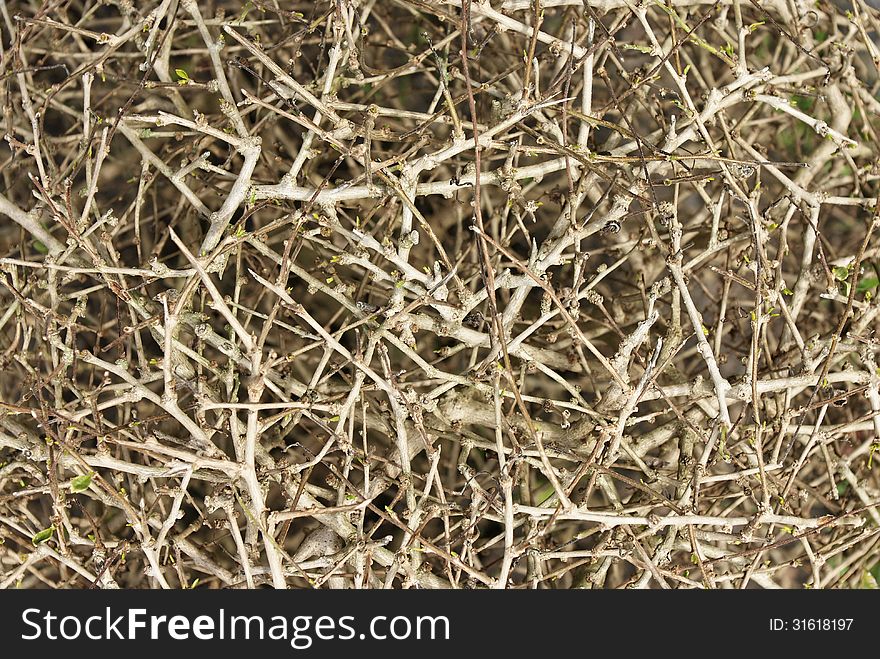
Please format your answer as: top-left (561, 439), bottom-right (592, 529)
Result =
top-left (168, 229), bottom-right (253, 352)
top-left (221, 24), bottom-right (345, 125)
top-left (283, 8), bottom-right (349, 182)
top-left (514, 506), bottom-right (863, 529)
top-left (745, 187), bottom-right (871, 589)
top-left (5, 0), bottom-right (878, 591)
top-left (667, 219), bottom-right (732, 429)
top-left (0, 191), bottom-right (63, 253)
top-left (468, 222), bottom-right (624, 509)
top-left (247, 269), bottom-right (418, 517)
top-left (493, 371), bottom-right (517, 588)
top-left (141, 111), bottom-right (263, 255)
top-left (116, 123), bottom-right (211, 217)
top-left (181, 0), bottom-right (249, 139)
top-left (782, 199), bottom-right (880, 465)
top-left (458, 0), bottom-right (532, 416)
top-left (168, 228), bottom-right (287, 588)
top-left (154, 466), bottom-right (193, 550)
top-left (470, 226), bottom-right (627, 387)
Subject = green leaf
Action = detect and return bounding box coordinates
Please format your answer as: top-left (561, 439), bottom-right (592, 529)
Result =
top-left (33, 240), bottom-right (49, 254)
top-left (32, 526), bottom-right (55, 546)
top-left (70, 473), bottom-right (92, 493)
top-left (238, 0), bottom-right (254, 22)
top-left (857, 276), bottom-right (879, 293)
top-left (174, 68), bottom-right (189, 81)
top-left (833, 265), bottom-right (851, 282)
top-left (859, 569), bottom-right (878, 589)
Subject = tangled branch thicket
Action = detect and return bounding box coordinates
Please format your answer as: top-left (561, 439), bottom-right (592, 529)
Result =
top-left (1, 0), bottom-right (880, 590)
